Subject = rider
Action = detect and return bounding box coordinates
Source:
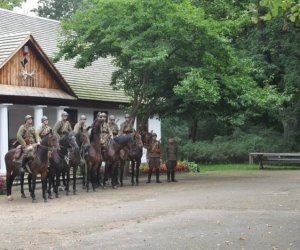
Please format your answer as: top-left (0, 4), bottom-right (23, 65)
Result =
top-left (119, 114), bottom-right (134, 135)
top-left (53, 111), bottom-right (72, 137)
top-left (108, 115), bottom-right (119, 137)
top-left (99, 112), bottom-right (113, 149)
top-left (37, 116), bottom-right (51, 139)
top-left (17, 115), bottom-right (40, 172)
top-left (147, 132), bottom-right (162, 183)
top-left (74, 115), bottom-right (87, 134)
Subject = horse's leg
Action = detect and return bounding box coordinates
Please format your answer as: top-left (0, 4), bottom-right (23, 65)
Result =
top-left (55, 168), bottom-right (60, 198)
top-left (65, 167), bottom-right (70, 196)
top-left (81, 161), bottom-right (86, 189)
top-left (31, 174), bottom-right (37, 202)
top-left (28, 173), bottom-right (32, 194)
top-left (20, 171), bottom-right (27, 198)
top-left (102, 162), bottom-right (109, 188)
top-left (41, 172), bottom-right (47, 202)
top-left (73, 165), bottom-right (77, 195)
top-left (86, 165), bottom-right (91, 192)
top-left (47, 168), bottom-right (54, 199)
top-left (131, 160), bottom-right (135, 186)
top-left (6, 172), bottom-right (16, 201)
top-left (120, 160), bottom-right (124, 187)
top-left (136, 159), bottom-right (141, 186)
top-left (91, 165), bottom-right (97, 192)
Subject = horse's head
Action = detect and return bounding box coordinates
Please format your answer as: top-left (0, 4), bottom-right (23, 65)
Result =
top-left (132, 131), bottom-right (143, 148)
top-left (60, 132), bottom-right (79, 150)
top-left (42, 129), bottom-right (59, 149)
top-left (76, 127), bottom-right (91, 153)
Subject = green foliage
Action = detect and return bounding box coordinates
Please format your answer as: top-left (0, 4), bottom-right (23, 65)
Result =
top-left (180, 128), bottom-right (292, 164)
top-left (186, 161), bottom-right (201, 172)
top-left (33, 0), bottom-right (84, 20)
top-left (0, 0), bottom-right (24, 10)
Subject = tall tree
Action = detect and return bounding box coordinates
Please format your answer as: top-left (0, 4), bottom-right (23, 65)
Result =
top-left (33, 0), bottom-right (83, 20)
top-left (54, 0), bottom-right (284, 140)
top-left (0, 0), bottom-right (24, 10)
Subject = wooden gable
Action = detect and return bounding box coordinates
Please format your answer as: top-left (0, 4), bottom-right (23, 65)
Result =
top-left (0, 34), bottom-right (76, 99)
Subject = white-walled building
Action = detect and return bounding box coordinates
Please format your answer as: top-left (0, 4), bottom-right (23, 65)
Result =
top-left (0, 9), bottom-right (161, 174)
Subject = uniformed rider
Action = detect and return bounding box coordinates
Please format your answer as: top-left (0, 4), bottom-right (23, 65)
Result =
top-left (108, 115), bottom-right (119, 137)
top-left (99, 112), bottom-right (113, 148)
top-left (53, 111), bottom-right (72, 137)
top-left (17, 115), bottom-right (40, 172)
top-left (119, 114), bottom-right (134, 135)
top-left (37, 116), bottom-right (51, 139)
top-left (74, 115), bottom-right (87, 134)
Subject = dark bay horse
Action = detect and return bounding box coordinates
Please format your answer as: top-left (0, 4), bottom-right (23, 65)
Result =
top-left (84, 119), bottom-right (102, 191)
top-left (102, 133), bottom-right (138, 189)
top-left (48, 132), bottom-right (79, 198)
top-left (5, 131), bottom-right (59, 202)
top-left (119, 132), bottom-right (144, 186)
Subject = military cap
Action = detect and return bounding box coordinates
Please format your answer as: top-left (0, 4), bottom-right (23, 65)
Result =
top-left (109, 115), bottom-right (115, 120)
top-left (24, 114), bottom-right (33, 121)
top-left (41, 116), bottom-right (48, 122)
top-left (101, 112), bottom-right (107, 117)
top-left (80, 115), bottom-right (87, 120)
top-left (61, 111), bottom-right (68, 116)
top-left (125, 114), bottom-right (130, 118)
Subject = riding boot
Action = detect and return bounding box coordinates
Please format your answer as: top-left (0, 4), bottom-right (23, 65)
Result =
top-left (171, 171), bottom-right (177, 182)
top-left (146, 169), bottom-right (152, 183)
top-left (167, 170), bottom-right (170, 182)
top-left (156, 168), bottom-right (161, 183)
top-left (20, 155), bottom-right (28, 173)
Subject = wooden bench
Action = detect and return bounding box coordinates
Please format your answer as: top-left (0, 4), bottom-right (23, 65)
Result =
top-left (249, 152), bottom-right (300, 169)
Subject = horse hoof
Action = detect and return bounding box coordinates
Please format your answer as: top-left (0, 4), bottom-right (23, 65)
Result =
top-left (48, 194), bottom-right (54, 199)
top-left (21, 193), bottom-right (27, 198)
top-left (32, 198), bottom-right (37, 203)
top-left (55, 194), bottom-right (59, 198)
top-left (7, 196), bottom-right (14, 201)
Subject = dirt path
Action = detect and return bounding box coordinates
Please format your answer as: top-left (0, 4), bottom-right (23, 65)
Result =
top-left (0, 171), bottom-right (299, 250)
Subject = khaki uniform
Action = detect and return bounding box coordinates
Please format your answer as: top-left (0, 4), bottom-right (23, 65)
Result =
top-left (73, 122), bottom-right (86, 134)
top-left (17, 124), bottom-right (40, 147)
top-left (108, 122), bottom-right (119, 136)
top-left (53, 120), bottom-right (72, 137)
top-left (119, 121), bottom-right (134, 135)
top-left (100, 122), bottom-right (113, 145)
top-left (147, 139), bottom-right (162, 183)
top-left (37, 124), bottom-right (51, 139)
top-left (165, 142), bottom-right (178, 182)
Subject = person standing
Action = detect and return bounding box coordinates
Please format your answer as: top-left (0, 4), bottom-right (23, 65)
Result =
top-left (16, 115), bottom-right (40, 172)
top-left (74, 115), bottom-right (87, 133)
top-left (147, 133), bottom-right (162, 183)
top-left (37, 116), bottom-right (51, 139)
top-left (165, 136), bottom-right (178, 182)
top-left (53, 111), bottom-right (72, 137)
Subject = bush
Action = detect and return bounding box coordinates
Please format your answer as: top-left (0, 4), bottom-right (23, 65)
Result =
top-left (180, 128), bottom-right (291, 164)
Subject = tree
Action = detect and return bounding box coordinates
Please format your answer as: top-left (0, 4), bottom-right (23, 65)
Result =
top-left (55, 0), bottom-right (284, 141)
top-left (33, 0), bottom-right (83, 20)
top-left (0, 0), bottom-right (24, 10)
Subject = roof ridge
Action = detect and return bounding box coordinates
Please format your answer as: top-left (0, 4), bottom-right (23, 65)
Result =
top-left (0, 8), bottom-right (60, 23)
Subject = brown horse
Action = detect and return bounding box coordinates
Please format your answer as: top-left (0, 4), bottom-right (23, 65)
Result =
top-left (84, 119), bottom-right (102, 191)
top-left (5, 131), bottom-right (59, 202)
top-left (119, 131), bottom-right (144, 186)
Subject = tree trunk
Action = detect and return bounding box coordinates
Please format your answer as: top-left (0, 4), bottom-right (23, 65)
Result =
top-left (189, 118), bottom-right (198, 142)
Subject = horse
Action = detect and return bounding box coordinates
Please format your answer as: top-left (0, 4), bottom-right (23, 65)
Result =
top-left (5, 131), bottom-right (59, 202)
top-left (47, 132), bottom-right (79, 198)
top-left (119, 131), bottom-right (144, 186)
top-left (83, 119), bottom-right (102, 192)
top-left (102, 133), bottom-right (138, 189)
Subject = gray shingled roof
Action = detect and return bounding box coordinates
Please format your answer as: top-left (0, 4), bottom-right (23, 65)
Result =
top-left (0, 8), bottom-right (128, 103)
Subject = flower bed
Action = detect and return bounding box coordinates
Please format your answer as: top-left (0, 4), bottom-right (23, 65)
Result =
top-left (137, 161), bottom-right (189, 174)
top-left (0, 175), bottom-right (6, 195)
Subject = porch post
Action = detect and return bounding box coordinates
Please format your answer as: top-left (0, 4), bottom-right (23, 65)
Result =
top-left (33, 105), bottom-right (47, 128)
top-left (56, 106), bottom-right (69, 121)
top-left (0, 103), bottom-right (13, 174)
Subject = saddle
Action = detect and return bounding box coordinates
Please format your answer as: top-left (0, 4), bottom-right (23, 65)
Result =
top-left (13, 145), bottom-right (23, 161)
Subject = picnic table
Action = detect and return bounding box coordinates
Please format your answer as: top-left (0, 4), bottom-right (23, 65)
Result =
top-left (249, 152), bottom-right (300, 169)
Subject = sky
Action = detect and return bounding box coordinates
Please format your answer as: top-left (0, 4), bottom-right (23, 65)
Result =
top-left (14, 0), bottom-right (39, 16)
